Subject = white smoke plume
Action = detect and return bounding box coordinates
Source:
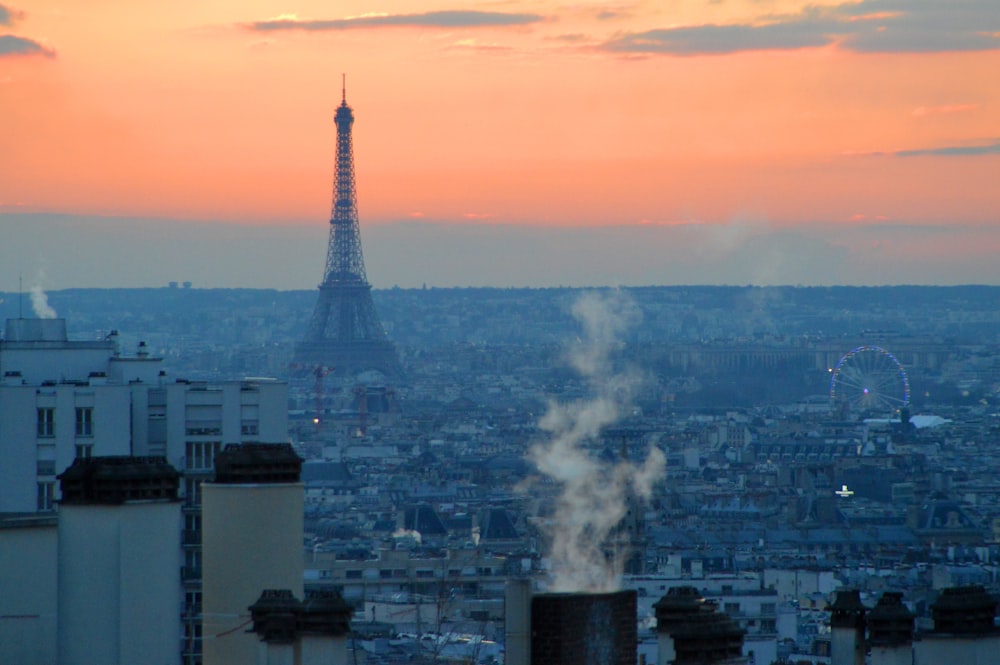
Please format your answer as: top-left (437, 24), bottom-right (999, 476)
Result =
top-left (528, 290), bottom-right (666, 593)
top-left (30, 274), bottom-right (57, 319)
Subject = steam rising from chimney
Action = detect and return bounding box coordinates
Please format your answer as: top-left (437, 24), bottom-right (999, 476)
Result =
top-left (528, 291), bottom-right (665, 593)
top-left (30, 275), bottom-right (57, 319)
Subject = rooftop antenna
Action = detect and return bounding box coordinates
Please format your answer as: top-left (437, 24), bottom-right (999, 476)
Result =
top-left (18, 274), bottom-right (22, 319)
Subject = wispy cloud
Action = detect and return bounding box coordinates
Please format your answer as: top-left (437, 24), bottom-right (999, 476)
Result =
top-left (450, 38), bottom-right (512, 52)
top-left (596, 10), bottom-right (624, 21)
top-left (601, 0), bottom-right (1000, 55)
top-left (849, 138), bottom-right (1000, 158)
top-left (247, 10), bottom-right (544, 31)
top-left (0, 34), bottom-right (55, 58)
top-left (894, 139), bottom-right (1000, 157)
top-left (911, 104), bottom-right (980, 117)
top-left (553, 33), bottom-right (591, 43)
top-left (1, 4), bottom-right (56, 58)
top-left (637, 217), bottom-right (706, 226)
top-left (0, 3), bottom-right (24, 27)
top-left (604, 21), bottom-right (832, 55)
top-left (849, 213), bottom-right (890, 222)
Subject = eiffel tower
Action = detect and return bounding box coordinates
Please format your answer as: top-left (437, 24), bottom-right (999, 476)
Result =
top-left (293, 82), bottom-right (402, 380)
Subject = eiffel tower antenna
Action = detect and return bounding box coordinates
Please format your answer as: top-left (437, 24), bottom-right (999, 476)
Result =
top-left (293, 84), bottom-right (403, 380)
top-left (341, 73), bottom-right (346, 104)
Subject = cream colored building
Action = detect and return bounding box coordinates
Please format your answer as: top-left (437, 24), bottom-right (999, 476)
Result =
top-left (202, 444), bottom-right (304, 665)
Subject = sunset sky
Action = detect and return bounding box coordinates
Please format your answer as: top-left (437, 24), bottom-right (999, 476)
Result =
top-left (1, 0), bottom-right (999, 290)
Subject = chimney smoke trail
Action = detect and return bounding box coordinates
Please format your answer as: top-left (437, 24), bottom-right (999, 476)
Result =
top-left (527, 291), bottom-right (665, 593)
top-left (30, 271), bottom-right (57, 319)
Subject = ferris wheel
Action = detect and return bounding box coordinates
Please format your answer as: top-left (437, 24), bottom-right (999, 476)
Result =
top-left (829, 345), bottom-right (910, 415)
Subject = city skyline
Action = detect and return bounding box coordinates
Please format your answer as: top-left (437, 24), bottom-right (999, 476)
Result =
top-left (1, 0), bottom-right (998, 290)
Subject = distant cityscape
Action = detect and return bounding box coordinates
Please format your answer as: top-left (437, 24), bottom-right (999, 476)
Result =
top-left (4, 284), bottom-right (1000, 663)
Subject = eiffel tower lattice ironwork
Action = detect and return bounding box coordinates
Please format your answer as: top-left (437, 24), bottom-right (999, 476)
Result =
top-left (293, 83), bottom-right (402, 379)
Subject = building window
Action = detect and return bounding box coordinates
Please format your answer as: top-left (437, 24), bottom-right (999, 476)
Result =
top-left (184, 591), bottom-right (202, 616)
top-left (345, 570), bottom-right (363, 579)
top-left (185, 423), bottom-right (221, 436)
top-left (183, 620), bottom-right (203, 654)
top-left (37, 408), bottom-right (55, 437)
top-left (184, 513), bottom-right (202, 544)
top-left (241, 421), bottom-right (259, 436)
top-left (185, 441), bottom-right (221, 470)
top-left (37, 459), bottom-right (56, 476)
top-left (184, 478), bottom-right (203, 506)
top-left (184, 549), bottom-right (201, 573)
top-left (37, 481), bottom-right (55, 511)
top-left (75, 443), bottom-right (94, 459)
top-left (75, 407), bottom-right (94, 437)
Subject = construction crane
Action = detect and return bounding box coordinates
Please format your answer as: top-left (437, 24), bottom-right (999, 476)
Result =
top-left (312, 365), bottom-right (331, 432)
top-left (289, 363), bottom-right (331, 432)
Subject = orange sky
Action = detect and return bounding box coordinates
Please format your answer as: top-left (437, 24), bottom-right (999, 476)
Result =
top-left (1, 1), bottom-right (999, 288)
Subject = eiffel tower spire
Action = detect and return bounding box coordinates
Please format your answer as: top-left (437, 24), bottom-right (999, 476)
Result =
top-left (293, 83), bottom-right (402, 379)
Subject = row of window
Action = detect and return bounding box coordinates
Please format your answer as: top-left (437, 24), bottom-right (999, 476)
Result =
top-left (36, 407), bottom-right (94, 438)
top-left (37, 411), bottom-right (257, 440)
top-left (185, 422), bottom-right (259, 437)
top-left (341, 567), bottom-right (495, 580)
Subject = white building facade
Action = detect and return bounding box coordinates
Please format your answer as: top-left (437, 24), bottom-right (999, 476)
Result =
top-left (0, 318), bottom-right (287, 512)
top-left (0, 317), bottom-right (288, 665)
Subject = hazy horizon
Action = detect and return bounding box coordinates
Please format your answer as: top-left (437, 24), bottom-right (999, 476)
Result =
top-left (4, 212), bottom-right (1000, 293)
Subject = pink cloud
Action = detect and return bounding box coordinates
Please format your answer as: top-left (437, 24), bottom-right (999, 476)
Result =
top-left (637, 218), bottom-right (705, 226)
top-left (848, 213), bottom-right (890, 222)
top-left (911, 104), bottom-right (979, 117)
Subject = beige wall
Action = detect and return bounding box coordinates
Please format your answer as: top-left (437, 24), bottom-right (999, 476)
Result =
top-left (202, 482), bottom-right (303, 665)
